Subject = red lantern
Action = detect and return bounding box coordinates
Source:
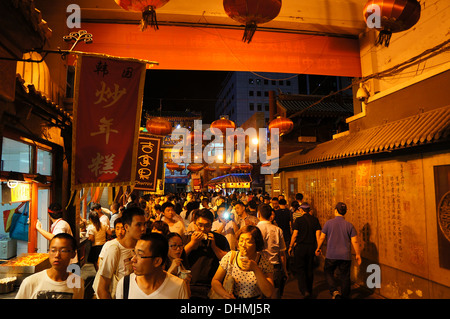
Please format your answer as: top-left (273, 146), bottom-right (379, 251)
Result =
top-left (223, 0), bottom-right (282, 43)
top-left (239, 163), bottom-right (253, 172)
top-left (268, 116), bottom-right (294, 136)
top-left (166, 162), bottom-right (180, 173)
top-left (187, 164), bottom-right (204, 172)
top-left (114, 0), bottom-right (170, 31)
top-left (210, 116), bottom-right (236, 136)
top-left (146, 117), bottom-right (172, 136)
top-left (219, 164), bottom-right (231, 173)
top-left (363, 0), bottom-right (421, 47)
top-left (204, 165), bottom-right (217, 172)
top-left (175, 164), bottom-right (185, 172)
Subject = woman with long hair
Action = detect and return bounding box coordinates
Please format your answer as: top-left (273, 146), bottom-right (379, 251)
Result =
top-left (87, 211), bottom-right (112, 270)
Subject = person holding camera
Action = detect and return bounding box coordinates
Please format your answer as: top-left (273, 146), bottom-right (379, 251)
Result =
top-left (184, 208), bottom-right (230, 299)
top-left (212, 204), bottom-right (239, 250)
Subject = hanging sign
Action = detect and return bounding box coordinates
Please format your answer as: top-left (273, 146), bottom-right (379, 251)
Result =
top-left (134, 134), bottom-right (162, 192)
top-left (71, 55), bottom-right (146, 190)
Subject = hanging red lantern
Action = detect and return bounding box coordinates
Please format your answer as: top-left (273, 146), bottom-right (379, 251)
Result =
top-left (204, 165), bottom-right (217, 172)
top-left (210, 116), bottom-right (236, 136)
top-left (239, 163), bottom-right (253, 172)
top-left (175, 164), bottom-right (185, 172)
top-left (363, 0), bottom-right (421, 47)
top-left (146, 117), bottom-right (172, 136)
top-left (114, 0), bottom-right (170, 31)
top-left (219, 164), bottom-right (232, 173)
top-left (166, 162), bottom-right (180, 174)
top-left (187, 164), bottom-right (204, 172)
top-left (223, 0), bottom-right (282, 43)
top-left (268, 116), bottom-right (294, 136)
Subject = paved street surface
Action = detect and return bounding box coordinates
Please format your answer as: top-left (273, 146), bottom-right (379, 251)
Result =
top-left (281, 267), bottom-right (383, 299)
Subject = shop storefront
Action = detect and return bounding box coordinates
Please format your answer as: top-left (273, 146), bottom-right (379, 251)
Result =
top-left (0, 76), bottom-right (69, 259)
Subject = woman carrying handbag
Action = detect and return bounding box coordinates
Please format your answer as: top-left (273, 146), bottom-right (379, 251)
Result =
top-left (210, 225), bottom-right (274, 299)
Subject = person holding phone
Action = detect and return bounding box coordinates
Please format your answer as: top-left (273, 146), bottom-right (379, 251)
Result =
top-left (212, 204), bottom-right (239, 250)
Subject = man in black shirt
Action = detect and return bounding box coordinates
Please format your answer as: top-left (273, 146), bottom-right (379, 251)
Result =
top-left (184, 208), bottom-right (230, 299)
top-left (288, 202), bottom-right (321, 298)
top-left (274, 199), bottom-right (292, 248)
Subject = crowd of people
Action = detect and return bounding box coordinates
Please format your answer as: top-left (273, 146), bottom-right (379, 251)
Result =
top-left (17, 191), bottom-right (361, 300)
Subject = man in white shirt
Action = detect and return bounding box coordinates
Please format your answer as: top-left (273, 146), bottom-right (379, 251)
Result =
top-left (116, 232), bottom-right (188, 299)
top-left (94, 206), bottom-right (146, 299)
top-left (257, 204), bottom-right (288, 299)
top-left (16, 233), bottom-right (84, 299)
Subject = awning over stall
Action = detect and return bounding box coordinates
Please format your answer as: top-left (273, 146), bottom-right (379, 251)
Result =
top-left (207, 173), bottom-right (252, 189)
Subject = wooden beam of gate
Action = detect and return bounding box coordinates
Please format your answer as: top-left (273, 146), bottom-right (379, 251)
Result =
top-left (74, 23), bottom-right (361, 77)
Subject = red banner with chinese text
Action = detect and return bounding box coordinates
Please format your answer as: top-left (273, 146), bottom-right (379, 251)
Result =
top-left (71, 55), bottom-right (146, 190)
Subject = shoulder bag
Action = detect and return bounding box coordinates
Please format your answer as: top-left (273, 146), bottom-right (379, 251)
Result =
top-left (208, 250), bottom-right (236, 299)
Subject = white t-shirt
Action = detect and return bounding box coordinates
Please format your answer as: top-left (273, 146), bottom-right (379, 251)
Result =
top-left (161, 217), bottom-right (186, 236)
top-left (98, 239), bottom-right (117, 261)
top-left (87, 223), bottom-right (109, 246)
top-left (51, 218), bottom-right (72, 235)
top-left (15, 269), bottom-right (84, 299)
top-left (115, 272), bottom-right (188, 299)
top-left (100, 214), bottom-right (110, 227)
top-left (93, 239), bottom-right (134, 298)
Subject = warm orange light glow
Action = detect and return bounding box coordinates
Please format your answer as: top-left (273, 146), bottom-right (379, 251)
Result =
top-left (73, 23), bottom-right (361, 77)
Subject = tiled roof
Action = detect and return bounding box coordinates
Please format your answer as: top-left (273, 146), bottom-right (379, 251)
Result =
top-left (279, 105), bottom-right (450, 168)
top-left (277, 94), bottom-right (353, 117)
top-left (15, 74), bottom-right (72, 126)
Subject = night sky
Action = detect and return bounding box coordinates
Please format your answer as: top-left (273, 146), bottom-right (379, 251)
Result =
top-left (143, 70), bottom-right (230, 124)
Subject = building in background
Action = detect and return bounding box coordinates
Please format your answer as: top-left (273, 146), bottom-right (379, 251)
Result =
top-left (215, 72), bottom-right (299, 127)
top-left (215, 71), bottom-right (353, 127)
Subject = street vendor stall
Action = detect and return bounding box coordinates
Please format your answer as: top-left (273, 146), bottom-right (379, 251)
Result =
top-left (207, 173), bottom-right (252, 194)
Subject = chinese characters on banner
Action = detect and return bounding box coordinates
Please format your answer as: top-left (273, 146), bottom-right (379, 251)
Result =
top-left (134, 134), bottom-right (162, 192)
top-left (71, 55), bottom-right (146, 190)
